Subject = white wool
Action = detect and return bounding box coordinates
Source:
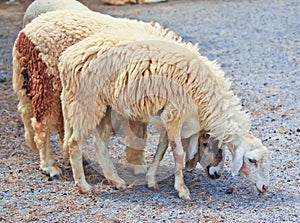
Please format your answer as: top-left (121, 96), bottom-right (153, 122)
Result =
top-left (13, 9), bottom-right (208, 179)
top-left (60, 35), bottom-right (272, 198)
top-left (60, 36), bottom-right (250, 145)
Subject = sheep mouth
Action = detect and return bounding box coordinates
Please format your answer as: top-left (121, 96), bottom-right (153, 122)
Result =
top-left (206, 166), bottom-right (221, 179)
top-left (255, 184), bottom-right (268, 193)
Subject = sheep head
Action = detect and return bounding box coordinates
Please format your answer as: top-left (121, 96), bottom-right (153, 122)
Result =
top-left (231, 134), bottom-right (270, 193)
top-left (184, 132), bottom-right (225, 179)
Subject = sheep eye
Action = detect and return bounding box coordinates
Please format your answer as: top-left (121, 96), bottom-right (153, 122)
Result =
top-left (248, 158), bottom-right (257, 164)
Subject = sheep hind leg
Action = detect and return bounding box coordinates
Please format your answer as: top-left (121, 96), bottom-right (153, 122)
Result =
top-left (31, 118), bottom-right (62, 178)
top-left (68, 137), bottom-right (91, 193)
top-left (126, 120), bottom-right (147, 175)
top-left (94, 114), bottom-right (126, 189)
top-left (20, 107), bottom-right (38, 151)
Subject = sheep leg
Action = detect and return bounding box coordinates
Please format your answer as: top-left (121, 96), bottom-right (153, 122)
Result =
top-left (126, 120), bottom-right (147, 175)
top-left (94, 113), bottom-right (126, 189)
top-left (13, 50), bottom-right (37, 151)
top-left (170, 139), bottom-right (190, 200)
top-left (146, 130), bottom-right (168, 190)
top-left (162, 108), bottom-right (190, 200)
top-left (68, 137), bottom-right (91, 193)
top-left (19, 105), bottom-right (38, 151)
top-left (31, 118), bottom-right (62, 178)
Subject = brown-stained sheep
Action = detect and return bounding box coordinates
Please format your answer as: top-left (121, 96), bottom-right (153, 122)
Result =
top-left (13, 10), bottom-right (224, 182)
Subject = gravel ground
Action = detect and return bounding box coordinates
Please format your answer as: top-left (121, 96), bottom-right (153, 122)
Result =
top-left (0, 0), bottom-right (299, 222)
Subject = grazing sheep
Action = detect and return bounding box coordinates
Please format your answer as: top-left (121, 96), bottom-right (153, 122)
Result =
top-left (23, 0), bottom-right (90, 27)
top-left (147, 126), bottom-right (224, 190)
top-left (60, 32), bottom-right (269, 199)
top-left (22, 0), bottom-right (223, 178)
top-left (112, 111), bottom-right (224, 183)
top-left (102, 0), bottom-right (167, 6)
top-left (22, 0), bottom-right (150, 176)
top-left (13, 10), bottom-right (224, 181)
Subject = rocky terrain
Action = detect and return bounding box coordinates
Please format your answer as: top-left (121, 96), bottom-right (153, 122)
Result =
top-left (0, 0), bottom-right (299, 222)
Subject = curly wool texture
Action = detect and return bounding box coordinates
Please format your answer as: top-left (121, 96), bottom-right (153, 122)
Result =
top-left (14, 32), bottom-right (54, 122)
top-left (60, 37), bottom-right (250, 146)
top-left (13, 10), bottom-right (187, 129)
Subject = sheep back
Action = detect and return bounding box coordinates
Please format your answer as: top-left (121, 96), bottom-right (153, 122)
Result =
top-left (14, 9), bottom-right (201, 126)
top-left (60, 37), bottom-right (250, 144)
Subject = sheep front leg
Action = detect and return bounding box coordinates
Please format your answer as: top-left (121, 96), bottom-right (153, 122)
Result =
top-left (162, 107), bottom-right (190, 200)
top-left (171, 140), bottom-right (190, 200)
top-left (94, 134), bottom-right (126, 189)
top-left (94, 114), bottom-right (126, 189)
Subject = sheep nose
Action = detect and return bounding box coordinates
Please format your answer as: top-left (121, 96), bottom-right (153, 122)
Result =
top-left (263, 185), bottom-right (268, 192)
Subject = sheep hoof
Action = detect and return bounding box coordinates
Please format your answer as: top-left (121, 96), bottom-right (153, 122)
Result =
top-left (177, 185), bottom-right (191, 200)
top-left (41, 165), bottom-right (63, 178)
top-left (112, 179), bottom-right (126, 189)
top-left (179, 193), bottom-right (191, 201)
top-left (78, 181), bottom-right (92, 193)
top-left (48, 174), bottom-right (60, 181)
top-left (147, 181), bottom-right (159, 191)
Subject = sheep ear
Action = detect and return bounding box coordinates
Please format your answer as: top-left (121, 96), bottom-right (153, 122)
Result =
top-left (181, 116), bottom-right (201, 138)
top-left (231, 144), bottom-right (245, 176)
top-left (186, 133), bottom-right (199, 161)
top-left (185, 152), bottom-right (199, 171)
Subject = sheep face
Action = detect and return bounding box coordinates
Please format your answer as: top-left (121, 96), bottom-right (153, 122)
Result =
top-left (205, 148), bottom-right (225, 179)
top-left (231, 134), bottom-right (270, 193)
top-left (184, 133), bottom-right (224, 179)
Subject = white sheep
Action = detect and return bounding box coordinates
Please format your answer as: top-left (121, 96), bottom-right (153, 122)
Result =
top-left (23, 0), bottom-right (90, 27)
top-left (102, 0), bottom-right (167, 6)
top-left (22, 0), bottom-right (221, 177)
top-left (59, 30), bottom-right (269, 200)
top-left (13, 10), bottom-right (224, 182)
top-left (114, 111), bottom-right (225, 186)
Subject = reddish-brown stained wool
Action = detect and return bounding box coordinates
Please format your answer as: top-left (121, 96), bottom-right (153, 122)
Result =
top-left (15, 32), bottom-right (54, 122)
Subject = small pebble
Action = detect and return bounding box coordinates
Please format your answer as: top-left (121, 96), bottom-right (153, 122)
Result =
top-left (225, 187), bottom-right (233, 194)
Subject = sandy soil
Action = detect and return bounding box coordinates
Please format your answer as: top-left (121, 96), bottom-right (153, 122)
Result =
top-left (0, 0), bottom-right (299, 222)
